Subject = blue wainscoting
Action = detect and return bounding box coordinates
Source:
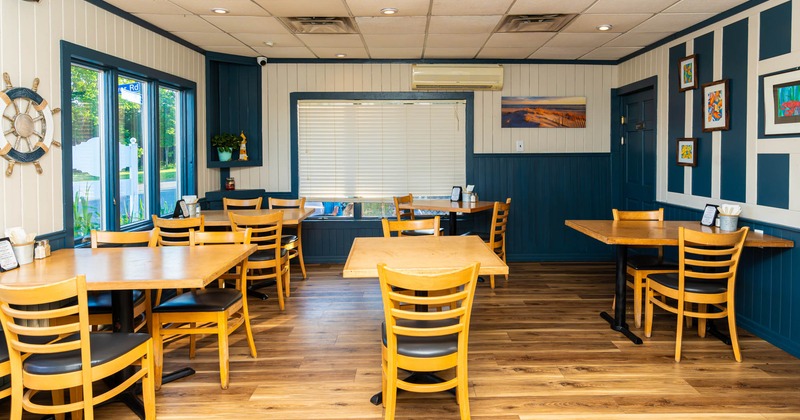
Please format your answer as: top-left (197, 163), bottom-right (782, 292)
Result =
top-left (661, 203), bottom-right (800, 359)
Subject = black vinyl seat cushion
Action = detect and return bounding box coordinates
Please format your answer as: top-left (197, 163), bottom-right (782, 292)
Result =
top-left (627, 255), bottom-right (678, 271)
top-left (248, 248), bottom-right (288, 262)
top-left (400, 228), bottom-right (443, 236)
top-left (648, 272), bottom-right (728, 294)
top-left (280, 235), bottom-right (299, 246)
top-left (153, 288), bottom-right (243, 313)
top-left (87, 290), bottom-right (145, 314)
top-left (22, 332), bottom-right (150, 375)
top-left (382, 319), bottom-right (459, 358)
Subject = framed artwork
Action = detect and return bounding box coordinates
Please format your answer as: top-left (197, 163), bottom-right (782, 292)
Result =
top-left (764, 68), bottom-right (800, 135)
top-left (702, 79), bottom-right (730, 132)
top-left (501, 96), bottom-right (586, 128)
top-left (678, 55), bottom-right (697, 92)
top-left (676, 138), bottom-right (697, 166)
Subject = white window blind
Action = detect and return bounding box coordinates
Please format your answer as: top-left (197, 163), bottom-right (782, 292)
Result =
top-left (297, 100), bottom-right (466, 201)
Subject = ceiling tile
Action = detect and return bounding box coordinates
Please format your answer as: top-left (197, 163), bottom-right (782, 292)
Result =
top-left (203, 16), bottom-right (289, 34)
top-left (356, 17), bottom-right (428, 34)
top-left (346, 0), bottom-right (431, 16)
top-left (508, 0), bottom-right (595, 15)
top-left (104, 0), bottom-right (189, 14)
top-left (528, 46), bottom-right (594, 59)
top-left (134, 13), bottom-right (219, 32)
top-left (476, 47), bottom-right (537, 59)
top-left (363, 34), bottom-right (425, 48)
top-left (563, 14), bottom-right (652, 33)
top-left (171, 32), bottom-right (245, 46)
top-left (428, 16), bottom-right (502, 34)
top-left (296, 34), bottom-right (365, 48)
top-left (253, 46), bottom-right (317, 58)
top-left (544, 32), bottom-right (619, 48)
top-left (251, 0), bottom-right (350, 17)
top-left (423, 47), bottom-right (480, 59)
top-left (585, 0), bottom-right (680, 14)
top-left (666, 0), bottom-right (749, 13)
top-left (168, 0), bottom-right (270, 16)
top-left (484, 32), bottom-right (555, 48)
top-left (426, 34), bottom-right (490, 48)
top-left (604, 32), bottom-right (673, 47)
top-left (233, 33), bottom-right (304, 48)
top-left (368, 47), bottom-right (424, 59)
top-left (580, 47), bottom-right (640, 60)
top-left (203, 46), bottom-right (259, 55)
top-left (431, 0), bottom-right (513, 16)
top-left (631, 13), bottom-right (715, 32)
top-left (309, 47), bottom-right (370, 59)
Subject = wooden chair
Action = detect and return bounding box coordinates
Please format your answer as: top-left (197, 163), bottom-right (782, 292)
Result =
top-left (151, 214), bottom-right (204, 246)
top-left (223, 197), bottom-right (263, 211)
top-left (87, 229), bottom-right (157, 332)
top-left (269, 197), bottom-right (308, 290)
top-left (483, 198), bottom-right (511, 289)
top-left (229, 211), bottom-right (290, 310)
top-left (0, 275), bottom-right (156, 419)
top-left (381, 216), bottom-right (441, 237)
top-left (378, 263), bottom-right (480, 420)
top-left (393, 194), bottom-right (442, 236)
top-left (612, 208), bottom-right (678, 328)
top-left (0, 332), bottom-right (10, 401)
top-left (644, 226), bottom-right (749, 362)
top-left (151, 229), bottom-right (257, 390)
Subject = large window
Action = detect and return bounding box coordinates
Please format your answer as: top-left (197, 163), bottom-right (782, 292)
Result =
top-left (66, 43), bottom-right (195, 243)
top-left (297, 99), bottom-right (466, 217)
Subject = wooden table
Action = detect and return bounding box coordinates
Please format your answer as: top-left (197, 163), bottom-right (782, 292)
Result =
top-left (201, 208), bottom-right (314, 227)
top-left (565, 219), bottom-right (794, 344)
top-left (397, 199), bottom-right (495, 235)
top-left (0, 244), bottom-right (256, 418)
top-left (343, 235), bottom-right (508, 278)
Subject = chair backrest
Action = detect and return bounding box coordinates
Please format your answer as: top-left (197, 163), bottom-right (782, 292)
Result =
top-left (0, 275), bottom-right (91, 385)
top-left (678, 226), bottom-right (748, 289)
top-left (393, 194), bottom-right (415, 221)
top-left (381, 216), bottom-right (441, 237)
top-left (487, 198), bottom-right (511, 258)
top-left (268, 197), bottom-right (305, 209)
top-left (152, 215), bottom-right (204, 246)
top-left (223, 197), bottom-right (263, 211)
top-left (91, 229), bottom-right (158, 248)
top-left (190, 228), bottom-right (251, 246)
top-left (612, 208), bottom-right (664, 222)
top-left (228, 211), bottom-right (283, 257)
top-left (378, 262), bottom-right (480, 352)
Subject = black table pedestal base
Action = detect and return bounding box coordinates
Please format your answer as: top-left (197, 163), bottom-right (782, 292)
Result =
top-left (706, 320), bottom-right (732, 345)
top-left (600, 311), bottom-right (643, 345)
top-left (247, 279), bottom-right (276, 300)
top-left (369, 372), bottom-right (455, 406)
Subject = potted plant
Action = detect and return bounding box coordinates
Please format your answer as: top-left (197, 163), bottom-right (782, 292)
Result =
top-left (211, 133), bottom-right (240, 162)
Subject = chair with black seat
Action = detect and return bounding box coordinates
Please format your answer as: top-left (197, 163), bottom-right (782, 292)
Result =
top-left (151, 214), bottom-right (204, 247)
top-left (0, 275), bottom-right (156, 419)
top-left (381, 216), bottom-right (441, 238)
top-left (644, 226), bottom-right (748, 362)
top-left (269, 197), bottom-right (308, 295)
top-left (0, 331), bottom-right (10, 401)
top-left (482, 198), bottom-right (511, 289)
top-left (393, 194), bottom-right (443, 236)
top-left (612, 208), bottom-right (678, 328)
top-left (228, 211), bottom-right (290, 309)
top-left (378, 262), bottom-right (480, 420)
top-left (223, 197), bottom-right (263, 211)
top-left (151, 229), bottom-right (257, 390)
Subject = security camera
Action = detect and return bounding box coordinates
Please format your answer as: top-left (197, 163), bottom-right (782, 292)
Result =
top-left (256, 56), bottom-right (268, 66)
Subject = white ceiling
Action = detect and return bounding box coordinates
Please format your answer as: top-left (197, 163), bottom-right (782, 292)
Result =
top-left (103, 0), bottom-right (751, 60)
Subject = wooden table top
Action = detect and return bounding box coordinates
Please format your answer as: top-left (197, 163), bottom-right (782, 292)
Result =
top-left (202, 208), bottom-right (315, 227)
top-left (565, 220), bottom-right (794, 248)
top-left (398, 199), bottom-right (495, 214)
top-left (0, 245), bottom-right (257, 290)
top-left (342, 235), bottom-right (509, 278)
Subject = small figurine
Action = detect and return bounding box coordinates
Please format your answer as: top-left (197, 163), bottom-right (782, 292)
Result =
top-left (238, 131), bottom-right (248, 161)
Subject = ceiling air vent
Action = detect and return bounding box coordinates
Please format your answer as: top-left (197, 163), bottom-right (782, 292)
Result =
top-left (497, 14), bottom-right (577, 33)
top-left (280, 17), bottom-right (357, 34)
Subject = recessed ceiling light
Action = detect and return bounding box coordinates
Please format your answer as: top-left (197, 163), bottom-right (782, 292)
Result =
top-left (380, 7), bottom-right (399, 15)
top-left (211, 7), bottom-right (229, 14)
top-left (335, 53), bottom-right (347, 58)
top-left (264, 41), bottom-right (275, 47)
top-left (596, 24), bottom-right (612, 31)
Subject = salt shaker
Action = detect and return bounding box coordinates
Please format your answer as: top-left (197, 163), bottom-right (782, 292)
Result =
top-left (34, 241), bottom-right (46, 259)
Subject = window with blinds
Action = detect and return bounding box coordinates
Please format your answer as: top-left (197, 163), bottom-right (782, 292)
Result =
top-left (297, 100), bottom-right (466, 202)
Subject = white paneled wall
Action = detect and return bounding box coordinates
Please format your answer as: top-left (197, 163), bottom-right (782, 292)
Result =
top-left (0, 0), bottom-right (205, 236)
top-left (224, 62), bottom-right (614, 192)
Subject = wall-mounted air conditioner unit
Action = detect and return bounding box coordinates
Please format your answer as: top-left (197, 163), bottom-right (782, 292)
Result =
top-left (411, 64), bottom-right (504, 91)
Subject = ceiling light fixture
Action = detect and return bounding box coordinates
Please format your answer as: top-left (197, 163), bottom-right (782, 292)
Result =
top-left (596, 24), bottom-right (613, 31)
top-left (211, 7), bottom-right (229, 14)
top-left (380, 8), bottom-right (399, 15)
top-left (265, 41), bottom-right (275, 47)
top-left (335, 53), bottom-right (347, 58)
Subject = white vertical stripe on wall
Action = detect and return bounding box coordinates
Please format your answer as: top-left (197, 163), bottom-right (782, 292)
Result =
top-left (711, 29), bottom-right (723, 200)
top-left (0, 0), bottom-right (205, 236)
top-left (231, 62), bottom-right (613, 192)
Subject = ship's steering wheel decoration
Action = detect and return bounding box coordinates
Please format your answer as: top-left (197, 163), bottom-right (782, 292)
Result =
top-left (0, 72), bottom-right (60, 176)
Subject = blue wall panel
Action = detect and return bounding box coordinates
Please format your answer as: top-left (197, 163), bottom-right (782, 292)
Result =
top-left (721, 19), bottom-right (749, 203)
top-left (668, 43), bottom-right (687, 194)
top-left (757, 154), bottom-right (790, 209)
top-left (760, 1), bottom-right (793, 60)
top-left (693, 32), bottom-right (715, 198)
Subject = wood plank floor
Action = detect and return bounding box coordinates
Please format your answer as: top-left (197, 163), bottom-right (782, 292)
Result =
top-left (5, 262), bottom-right (800, 419)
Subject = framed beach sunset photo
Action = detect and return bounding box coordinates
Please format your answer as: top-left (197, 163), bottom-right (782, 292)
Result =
top-left (501, 96), bottom-right (587, 128)
top-left (764, 68), bottom-right (800, 135)
top-left (702, 79), bottom-right (729, 132)
top-left (679, 55), bottom-right (697, 92)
